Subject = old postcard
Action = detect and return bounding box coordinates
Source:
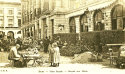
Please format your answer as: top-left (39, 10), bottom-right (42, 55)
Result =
top-left (0, 0), bottom-right (125, 74)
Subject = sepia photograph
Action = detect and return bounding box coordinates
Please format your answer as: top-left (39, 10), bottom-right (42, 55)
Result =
top-left (0, 0), bottom-right (125, 74)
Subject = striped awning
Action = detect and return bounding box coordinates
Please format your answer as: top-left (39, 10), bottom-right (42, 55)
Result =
top-left (88, 0), bottom-right (116, 11)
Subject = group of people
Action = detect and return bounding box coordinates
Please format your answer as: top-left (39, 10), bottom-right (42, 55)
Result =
top-left (39, 36), bottom-right (61, 67)
top-left (48, 40), bottom-right (60, 67)
top-left (7, 35), bottom-right (69, 67)
top-left (7, 36), bottom-right (60, 67)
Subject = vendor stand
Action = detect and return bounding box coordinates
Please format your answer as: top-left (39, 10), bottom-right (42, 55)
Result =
top-left (106, 43), bottom-right (125, 68)
top-left (18, 48), bottom-right (41, 67)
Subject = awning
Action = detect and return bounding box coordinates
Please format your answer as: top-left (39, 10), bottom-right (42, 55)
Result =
top-left (65, 9), bottom-right (85, 18)
top-left (88, 0), bottom-right (116, 11)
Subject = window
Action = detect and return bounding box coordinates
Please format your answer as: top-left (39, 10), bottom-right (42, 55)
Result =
top-left (17, 8), bottom-right (21, 15)
top-left (8, 19), bottom-right (13, 27)
top-left (111, 5), bottom-right (125, 30)
top-left (8, 10), bottom-right (13, 15)
top-left (18, 11), bottom-right (21, 15)
top-left (18, 19), bottom-right (21, 27)
top-left (8, 19), bottom-right (13, 22)
top-left (80, 14), bottom-right (88, 32)
top-left (94, 10), bottom-right (104, 31)
top-left (69, 17), bottom-right (76, 33)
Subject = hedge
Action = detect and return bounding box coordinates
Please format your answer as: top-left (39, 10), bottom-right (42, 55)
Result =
top-left (53, 33), bottom-right (79, 44)
top-left (53, 30), bottom-right (124, 56)
top-left (100, 30), bottom-right (124, 45)
top-left (80, 32), bottom-right (100, 46)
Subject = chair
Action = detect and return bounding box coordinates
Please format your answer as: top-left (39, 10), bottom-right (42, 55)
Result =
top-left (109, 48), bottom-right (118, 65)
top-left (10, 58), bottom-right (20, 67)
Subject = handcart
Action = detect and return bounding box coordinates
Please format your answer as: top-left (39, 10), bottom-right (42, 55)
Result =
top-left (116, 45), bottom-right (125, 69)
top-left (106, 44), bottom-right (123, 68)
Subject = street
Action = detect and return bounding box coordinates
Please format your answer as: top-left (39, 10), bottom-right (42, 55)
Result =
top-left (0, 52), bottom-right (125, 74)
top-left (0, 64), bottom-right (124, 74)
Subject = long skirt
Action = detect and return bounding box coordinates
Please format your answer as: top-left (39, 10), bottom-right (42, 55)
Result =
top-left (49, 53), bottom-right (54, 63)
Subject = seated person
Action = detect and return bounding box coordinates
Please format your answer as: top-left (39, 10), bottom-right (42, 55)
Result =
top-left (62, 41), bottom-right (68, 48)
top-left (8, 44), bottom-right (23, 67)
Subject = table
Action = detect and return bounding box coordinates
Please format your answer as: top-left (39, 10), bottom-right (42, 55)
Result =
top-left (23, 54), bottom-right (41, 67)
top-left (23, 54), bottom-right (40, 59)
top-left (18, 51), bottom-right (41, 67)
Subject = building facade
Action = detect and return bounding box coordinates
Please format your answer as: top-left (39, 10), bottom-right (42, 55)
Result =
top-left (21, 0), bottom-right (125, 40)
top-left (0, 1), bottom-right (21, 39)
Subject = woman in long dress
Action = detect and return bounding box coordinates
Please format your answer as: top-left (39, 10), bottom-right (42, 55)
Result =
top-left (52, 43), bottom-right (60, 67)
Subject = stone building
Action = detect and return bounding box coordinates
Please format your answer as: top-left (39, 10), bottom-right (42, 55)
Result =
top-left (0, 0), bottom-right (21, 39)
top-left (21, 0), bottom-right (125, 40)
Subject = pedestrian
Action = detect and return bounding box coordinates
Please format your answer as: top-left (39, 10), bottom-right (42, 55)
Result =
top-left (52, 42), bottom-right (60, 67)
top-left (44, 37), bottom-right (50, 53)
top-left (48, 41), bottom-right (54, 66)
top-left (62, 41), bottom-right (68, 48)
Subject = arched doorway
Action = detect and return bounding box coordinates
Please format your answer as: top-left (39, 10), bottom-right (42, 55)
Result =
top-left (93, 10), bottom-right (104, 31)
top-left (69, 17), bottom-right (76, 33)
top-left (111, 4), bottom-right (125, 30)
top-left (17, 31), bottom-right (21, 34)
top-left (7, 31), bottom-right (14, 39)
top-left (80, 14), bottom-right (88, 32)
